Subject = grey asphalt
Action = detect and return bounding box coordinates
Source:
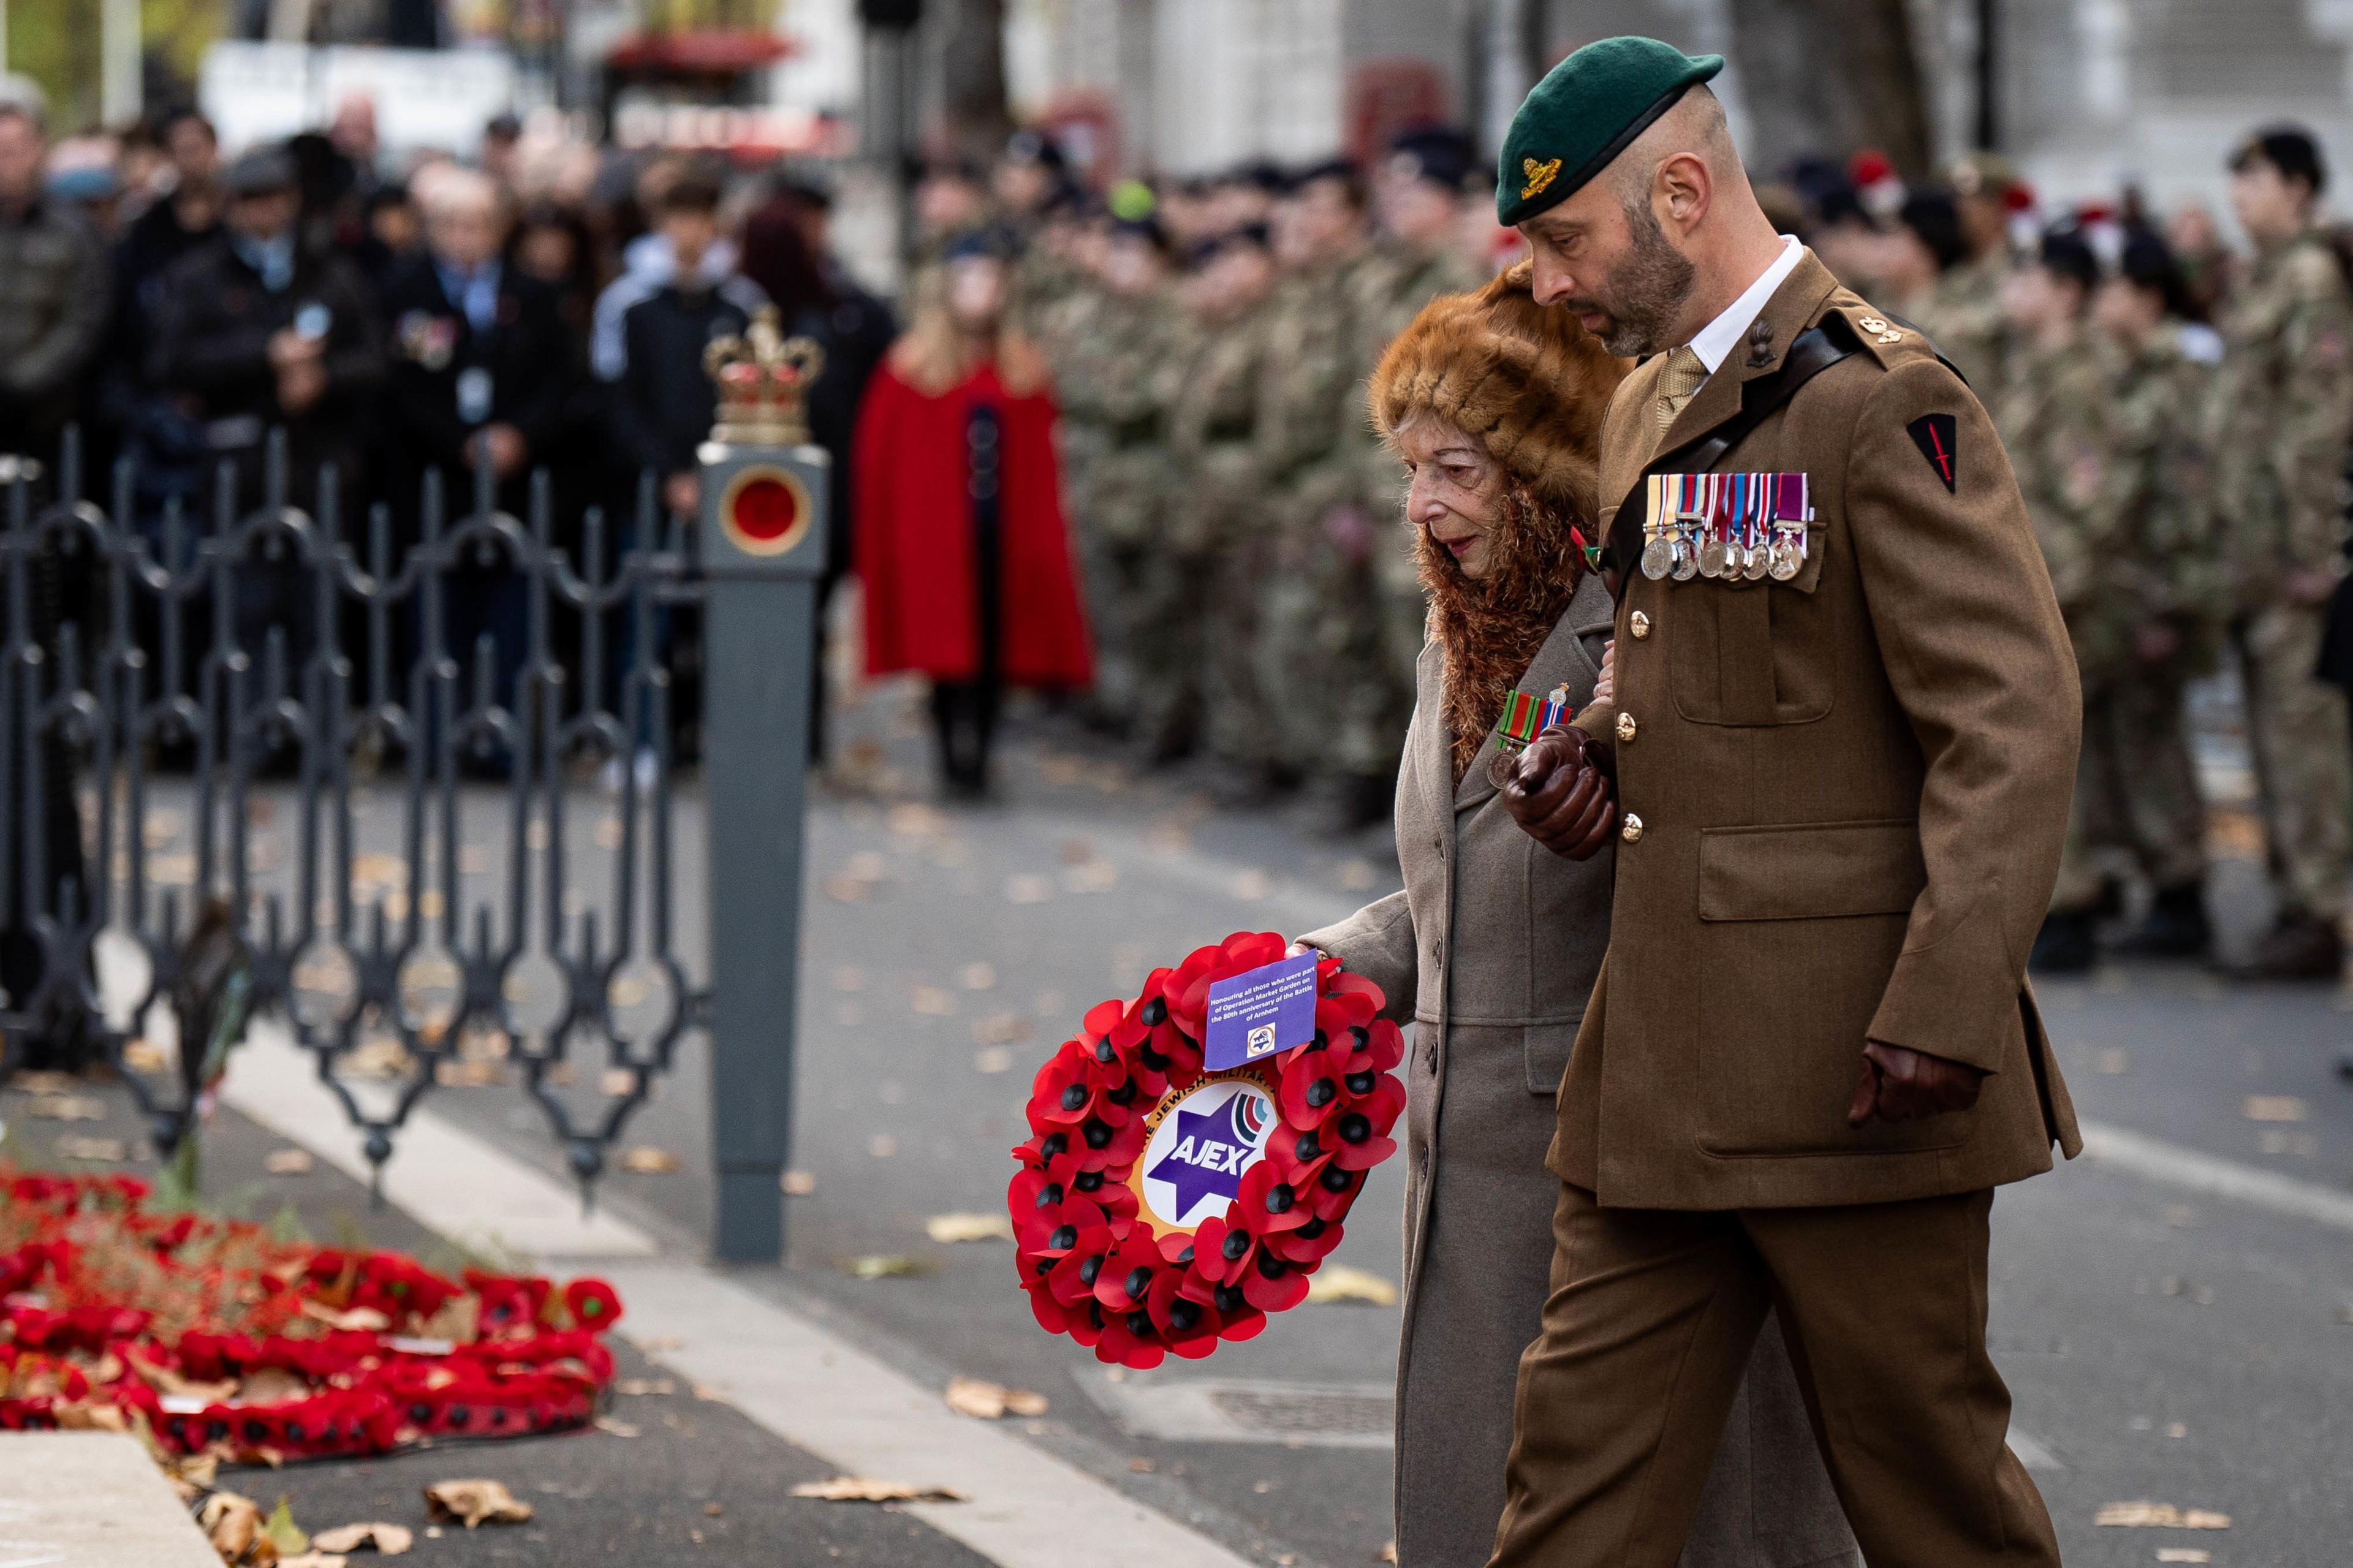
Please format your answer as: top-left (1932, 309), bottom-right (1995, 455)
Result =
top-left (25, 678), bottom-right (2353, 1567)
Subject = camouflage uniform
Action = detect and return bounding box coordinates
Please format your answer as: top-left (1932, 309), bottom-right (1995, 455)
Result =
top-left (1911, 251), bottom-right (2012, 403)
top-left (1252, 249), bottom-right (1389, 784)
top-left (1172, 297), bottom-right (1276, 770)
top-left (1996, 331), bottom-right (2121, 914)
top-left (2061, 324), bottom-right (2224, 908)
top-left (1056, 284), bottom-right (1194, 749)
top-left (2207, 229), bottom-right (2353, 923)
top-left (1346, 240), bottom-right (1490, 775)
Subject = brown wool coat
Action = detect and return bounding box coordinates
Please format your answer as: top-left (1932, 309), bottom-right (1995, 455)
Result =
top-left (1304, 573), bottom-right (1858, 1568)
top-left (1561, 248), bottom-right (2084, 1211)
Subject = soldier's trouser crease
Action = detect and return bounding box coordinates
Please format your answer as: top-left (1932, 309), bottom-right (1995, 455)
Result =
top-left (1488, 1182), bottom-right (2061, 1568)
top-left (2237, 608), bottom-right (2352, 920)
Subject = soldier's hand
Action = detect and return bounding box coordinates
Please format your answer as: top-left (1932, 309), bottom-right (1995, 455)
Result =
top-left (1502, 726), bottom-right (1615, 860)
top-left (1846, 1040), bottom-right (1987, 1127)
top-left (1592, 638), bottom-right (1616, 706)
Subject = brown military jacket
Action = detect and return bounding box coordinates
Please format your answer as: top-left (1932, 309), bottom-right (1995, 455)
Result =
top-left (1561, 249), bottom-right (2083, 1211)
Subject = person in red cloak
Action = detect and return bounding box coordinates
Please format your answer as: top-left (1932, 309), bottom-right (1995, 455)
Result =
top-left (853, 229), bottom-right (1094, 797)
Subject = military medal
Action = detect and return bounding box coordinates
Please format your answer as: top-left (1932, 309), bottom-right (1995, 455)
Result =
top-left (1640, 475), bottom-right (1672, 580)
top-left (1670, 475), bottom-right (1701, 580)
top-left (1741, 475), bottom-right (1770, 580)
top-left (1485, 684), bottom-right (1573, 789)
top-left (1698, 471), bottom-right (1729, 580)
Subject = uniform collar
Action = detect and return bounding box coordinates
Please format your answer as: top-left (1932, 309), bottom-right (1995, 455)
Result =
top-left (1684, 235), bottom-right (1803, 374)
top-left (1656, 246), bottom-right (1844, 457)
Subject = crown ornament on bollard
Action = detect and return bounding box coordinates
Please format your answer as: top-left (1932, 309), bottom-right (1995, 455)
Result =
top-left (703, 305), bottom-right (827, 447)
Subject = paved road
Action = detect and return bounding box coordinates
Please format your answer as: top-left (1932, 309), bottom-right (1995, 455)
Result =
top-left (30, 678), bottom-right (2353, 1567)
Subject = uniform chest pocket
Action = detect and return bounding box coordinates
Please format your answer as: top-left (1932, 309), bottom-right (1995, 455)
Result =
top-left (1667, 536), bottom-right (1833, 727)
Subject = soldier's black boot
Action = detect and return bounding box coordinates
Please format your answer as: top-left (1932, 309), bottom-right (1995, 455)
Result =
top-left (2231, 909), bottom-right (2345, 982)
top-left (2029, 910), bottom-right (2098, 974)
top-left (2115, 882), bottom-right (2213, 958)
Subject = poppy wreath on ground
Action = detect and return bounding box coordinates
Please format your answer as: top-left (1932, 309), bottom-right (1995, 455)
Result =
top-left (0, 1167), bottom-right (621, 1462)
top-left (1009, 931), bottom-right (1404, 1369)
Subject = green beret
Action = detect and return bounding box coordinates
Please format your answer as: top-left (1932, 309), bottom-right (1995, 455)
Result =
top-left (1496, 36), bottom-right (1724, 227)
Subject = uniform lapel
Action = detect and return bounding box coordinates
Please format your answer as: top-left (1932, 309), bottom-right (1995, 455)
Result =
top-left (1454, 578), bottom-right (1608, 812)
top-left (1656, 249), bottom-right (1844, 459)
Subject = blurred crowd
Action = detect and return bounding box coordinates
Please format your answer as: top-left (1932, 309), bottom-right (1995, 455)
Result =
top-left (3, 67), bottom-right (2351, 979)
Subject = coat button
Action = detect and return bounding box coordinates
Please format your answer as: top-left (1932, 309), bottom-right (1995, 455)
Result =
top-left (1629, 610), bottom-right (1651, 639)
top-left (1616, 711), bottom-right (1638, 743)
top-left (1620, 813), bottom-right (1645, 844)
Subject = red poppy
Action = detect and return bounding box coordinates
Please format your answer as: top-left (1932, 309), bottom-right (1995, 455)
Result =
top-left (1238, 1245), bottom-right (1311, 1313)
top-left (1145, 1270), bottom-right (1220, 1355)
top-left (562, 1278), bottom-right (623, 1330)
top-left (1045, 1225), bottom-right (1118, 1308)
top-left (1030, 1045), bottom-right (1101, 1127)
top-left (1235, 1162), bottom-right (1311, 1235)
top-left (1090, 1232), bottom-right (1164, 1314)
top-left (1328, 1077), bottom-right (1406, 1171)
top-left (1263, 1214), bottom-right (1344, 1265)
top-left (1093, 1301), bottom-right (1167, 1370)
top-left (1186, 1214), bottom-right (1256, 1286)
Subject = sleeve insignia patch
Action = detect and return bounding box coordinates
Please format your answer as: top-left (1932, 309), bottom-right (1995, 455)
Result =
top-left (1521, 157), bottom-right (1562, 200)
top-left (1906, 412), bottom-right (1958, 493)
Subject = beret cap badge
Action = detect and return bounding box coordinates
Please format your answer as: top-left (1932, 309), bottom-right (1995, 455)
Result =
top-left (1520, 157), bottom-right (1562, 200)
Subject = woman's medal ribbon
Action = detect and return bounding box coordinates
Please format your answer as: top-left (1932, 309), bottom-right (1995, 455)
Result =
top-left (1485, 684), bottom-right (1575, 789)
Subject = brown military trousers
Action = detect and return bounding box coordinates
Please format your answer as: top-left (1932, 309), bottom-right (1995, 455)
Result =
top-left (1488, 1183), bottom-right (2061, 1568)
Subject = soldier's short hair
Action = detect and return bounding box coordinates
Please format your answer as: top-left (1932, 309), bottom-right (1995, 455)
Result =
top-left (2230, 125), bottom-right (2326, 197)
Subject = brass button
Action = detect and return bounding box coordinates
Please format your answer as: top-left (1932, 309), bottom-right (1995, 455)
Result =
top-left (1629, 610), bottom-right (1650, 640)
top-left (1615, 711), bottom-right (1638, 743)
top-left (1620, 813), bottom-right (1644, 844)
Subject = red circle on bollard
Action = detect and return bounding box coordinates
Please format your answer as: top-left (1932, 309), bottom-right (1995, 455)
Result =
top-left (719, 466), bottom-right (814, 558)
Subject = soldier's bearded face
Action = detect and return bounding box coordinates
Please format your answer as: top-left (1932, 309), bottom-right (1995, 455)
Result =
top-left (1523, 183), bottom-right (1695, 358)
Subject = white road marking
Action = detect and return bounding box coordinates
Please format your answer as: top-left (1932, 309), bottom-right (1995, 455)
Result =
top-left (2078, 1118), bottom-right (2353, 1234)
top-left (219, 1020), bottom-right (657, 1259)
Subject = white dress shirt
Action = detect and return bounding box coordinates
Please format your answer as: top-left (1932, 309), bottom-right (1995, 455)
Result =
top-left (1684, 235), bottom-right (1805, 373)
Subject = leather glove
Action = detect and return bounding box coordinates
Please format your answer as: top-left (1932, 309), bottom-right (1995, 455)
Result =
top-left (1501, 725), bottom-right (1616, 860)
top-left (1846, 1040), bottom-right (1987, 1126)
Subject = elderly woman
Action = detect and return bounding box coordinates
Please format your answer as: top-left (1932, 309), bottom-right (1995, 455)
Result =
top-left (1300, 265), bottom-right (1856, 1568)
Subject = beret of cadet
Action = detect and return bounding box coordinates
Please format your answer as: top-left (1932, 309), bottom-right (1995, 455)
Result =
top-left (1496, 35), bottom-right (1722, 227)
top-left (2230, 124), bottom-right (2326, 195)
top-left (1389, 126), bottom-right (1476, 192)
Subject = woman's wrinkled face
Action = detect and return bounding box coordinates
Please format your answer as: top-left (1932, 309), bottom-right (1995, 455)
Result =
top-left (1395, 413), bottom-right (1507, 580)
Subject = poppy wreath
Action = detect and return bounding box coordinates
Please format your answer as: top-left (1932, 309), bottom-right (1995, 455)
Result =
top-left (1009, 930), bottom-right (1405, 1369)
top-left (0, 1167), bottom-right (622, 1461)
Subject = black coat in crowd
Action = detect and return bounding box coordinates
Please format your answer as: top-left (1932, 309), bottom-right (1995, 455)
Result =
top-left (610, 279), bottom-right (752, 488)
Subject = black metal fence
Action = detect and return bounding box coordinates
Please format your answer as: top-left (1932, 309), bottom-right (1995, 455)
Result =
top-left (2, 428), bottom-right (711, 1204)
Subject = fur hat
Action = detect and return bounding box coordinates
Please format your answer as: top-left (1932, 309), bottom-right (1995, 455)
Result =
top-left (1366, 260), bottom-right (1629, 523)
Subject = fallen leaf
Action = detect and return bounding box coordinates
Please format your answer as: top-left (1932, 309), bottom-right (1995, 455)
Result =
top-left (1306, 1266), bottom-right (1398, 1306)
top-left (1058, 838), bottom-right (1096, 864)
top-left (790, 1477), bottom-right (968, 1504)
top-left (2095, 1502), bottom-right (2230, 1529)
top-left (262, 1497), bottom-right (308, 1556)
top-left (620, 1146), bottom-right (681, 1174)
top-left (423, 1479), bottom-right (534, 1528)
top-left (822, 874), bottom-right (873, 903)
top-left (971, 1013), bottom-right (1029, 1046)
top-left (615, 1378), bottom-right (675, 1397)
top-left (54, 1135), bottom-right (129, 1161)
top-left (311, 1521), bottom-right (414, 1555)
top-left (1231, 868), bottom-right (1273, 901)
top-left (833, 966), bottom-right (865, 992)
top-left (1377, 1542), bottom-right (1399, 1563)
top-left (2154, 1552), bottom-right (2211, 1565)
top-left (27, 1095), bottom-right (105, 1121)
top-left (263, 1148), bottom-right (316, 1175)
top-left (1063, 860), bottom-right (1118, 893)
top-left (299, 1300), bottom-right (392, 1332)
top-left (973, 1046), bottom-right (1016, 1074)
top-left (635, 1337), bottom-right (684, 1352)
top-left (1128, 1458), bottom-right (1155, 1473)
top-left (601, 1067), bottom-right (640, 1097)
top-left (237, 1366), bottom-right (311, 1405)
top-left (911, 985), bottom-right (956, 1017)
top-left (278, 1554), bottom-right (348, 1568)
top-left (200, 1490), bottom-right (265, 1561)
top-left (1004, 874), bottom-right (1052, 904)
top-left (2095, 1048), bottom-right (2128, 1075)
top-left (2242, 1095), bottom-right (2306, 1122)
top-left (122, 1038), bottom-right (169, 1072)
top-left (781, 1170), bottom-right (817, 1195)
top-left (960, 962), bottom-right (998, 990)
top-left (925, 1212), bottom-right (1014, 1244)
top-left (1337, 860), bottom-right (1379, 892)
top-left (9, 1069), bottom-right (79, 1094)
top-left (840, 1254), bottom-right (933, 1280)
top-left (944, 1376), bottom-right (1047, 1419)
top-left (594, 1415), bottom-right (642, 1437)
top-left (868, 1134), bottom-right (898, 1158)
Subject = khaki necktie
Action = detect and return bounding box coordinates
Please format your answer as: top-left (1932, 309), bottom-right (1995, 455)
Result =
top-left (1656, 344), bottom-right (1708, 431)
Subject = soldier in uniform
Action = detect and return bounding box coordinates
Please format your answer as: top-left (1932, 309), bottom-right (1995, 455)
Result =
top-left (1170, 225), bottom-right (1281, 792)
top-left (1254, 159), bottom-right (1392, 826)
top-left (1997, 227), bottom-right (2127, 971)
top-left (2085, 229), bottom-right (2226, 959)
top-left (1490, 39), bottom-right (2079, 1567)
top-left (1056, 217), bottom-right (1192, 754)
top-left (1349, 127), bottom-right (1493, 799)
top-left (1936, 151), bottom-right (2025, 396)
top-left (2206, 126), bottom-right (2353, 979)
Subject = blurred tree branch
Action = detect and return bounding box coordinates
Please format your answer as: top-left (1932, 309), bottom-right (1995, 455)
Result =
top-left (1731, 0), bottom-right (1931, 175)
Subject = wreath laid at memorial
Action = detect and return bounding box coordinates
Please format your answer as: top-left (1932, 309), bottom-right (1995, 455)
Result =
top-left (0, 1168), bottom-right (620, 1462)
top-left (1009, 931), bottom-right (1406, 1369)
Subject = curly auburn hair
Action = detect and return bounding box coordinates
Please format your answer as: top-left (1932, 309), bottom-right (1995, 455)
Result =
top-left (1366, 262), bottom-right (1629, 780)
